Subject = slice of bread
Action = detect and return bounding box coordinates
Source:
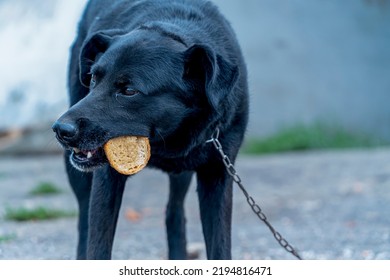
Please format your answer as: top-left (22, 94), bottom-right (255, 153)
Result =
top-left (104, 136), bottom-right (150, 175)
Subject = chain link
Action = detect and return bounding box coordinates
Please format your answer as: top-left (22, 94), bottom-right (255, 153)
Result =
top-left (206, 128), bottom-right (303, 260)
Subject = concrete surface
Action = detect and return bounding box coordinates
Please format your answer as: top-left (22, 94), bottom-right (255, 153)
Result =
top-left (1, 148), bottom-right (390, 260)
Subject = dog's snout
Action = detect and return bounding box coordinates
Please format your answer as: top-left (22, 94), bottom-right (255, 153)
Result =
top-left (52, 121), bottom-right (78, 143)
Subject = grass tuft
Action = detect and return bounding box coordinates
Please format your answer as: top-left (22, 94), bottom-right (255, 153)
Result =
top-left (29, 182), bottom-right (62, 196)
top-left (4, 207), bottom-right (75, 222)
top-left (0, 234), bottom-right (16, 243)
top-left (242, 124), bottom-right (384, 155)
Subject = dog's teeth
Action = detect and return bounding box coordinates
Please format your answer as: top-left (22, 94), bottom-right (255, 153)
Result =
top-left (73, 148), bottom-right (80, 153)
top-left (87, 151), bottom-right (92, 159)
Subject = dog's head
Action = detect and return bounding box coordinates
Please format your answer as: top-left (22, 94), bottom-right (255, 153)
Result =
top-left (53, 26), bottom-right (239, 172)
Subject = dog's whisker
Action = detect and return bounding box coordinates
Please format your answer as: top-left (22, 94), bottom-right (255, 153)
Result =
top-left (155, 128), bottom-right (166, 149)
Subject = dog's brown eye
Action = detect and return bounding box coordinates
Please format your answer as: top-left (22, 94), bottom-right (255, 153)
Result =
top-left (122, 87), bottom-right (140, 96)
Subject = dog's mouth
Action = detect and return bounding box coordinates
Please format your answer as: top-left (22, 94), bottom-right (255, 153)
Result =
top-left (70, 146), bottom-right (107, 172)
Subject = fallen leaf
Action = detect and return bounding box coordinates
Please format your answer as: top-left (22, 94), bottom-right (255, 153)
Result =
top-left (125, 208), bottom-right (142, 222)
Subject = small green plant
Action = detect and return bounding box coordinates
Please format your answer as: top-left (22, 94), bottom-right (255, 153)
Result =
top-left (0, 234), bottom-right (16, 243)
top-left (29, 182), bottom-right (62, 196)
top-left (4, 207), bottom-right (75, 222)
top-left (242, 123), bottom-right (383, 155)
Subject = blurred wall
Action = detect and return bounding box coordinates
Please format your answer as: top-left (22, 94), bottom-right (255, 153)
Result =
top-left (213, 0), bottom-right (390, 140)
top-left (0, 0), bottom-right (389, 140)
top-left (0, 0), bottom-right (86, 129)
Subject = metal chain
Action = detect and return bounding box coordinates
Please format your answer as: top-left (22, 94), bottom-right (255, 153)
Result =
top-left (206, 128), bottom-right (303, 260)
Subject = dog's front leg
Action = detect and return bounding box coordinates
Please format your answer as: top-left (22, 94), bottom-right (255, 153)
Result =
top-left (197, 163), bottom-right (233, 260)
top-left (166, 171), bottom-right (193, 259)
top-left (87, 165), bottom-right (127, 259)
top-left (64, 150), bottom-right (92, 260)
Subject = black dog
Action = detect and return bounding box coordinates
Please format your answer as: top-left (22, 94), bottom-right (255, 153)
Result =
top-left (53, 0), bottom-right (248, 260)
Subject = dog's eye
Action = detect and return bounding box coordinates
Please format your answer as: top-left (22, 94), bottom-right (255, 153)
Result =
top-left (121, 87), bottom-right (140, 97)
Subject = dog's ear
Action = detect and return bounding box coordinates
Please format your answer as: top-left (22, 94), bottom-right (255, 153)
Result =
top-left (79, 32), bottom-right (113, 87)
top-left (183, 44), bottom-right (239, 110)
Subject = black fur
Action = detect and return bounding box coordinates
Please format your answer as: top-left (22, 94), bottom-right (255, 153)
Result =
top-left (53, 0), bottom-right (248, 260)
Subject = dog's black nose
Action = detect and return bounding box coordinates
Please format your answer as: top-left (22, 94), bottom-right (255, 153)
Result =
top-left (52, 121), bottom-right (78, 142)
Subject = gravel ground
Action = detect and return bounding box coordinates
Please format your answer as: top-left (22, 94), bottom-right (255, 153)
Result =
top-left (1, 148), bottom-right (390, 260)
